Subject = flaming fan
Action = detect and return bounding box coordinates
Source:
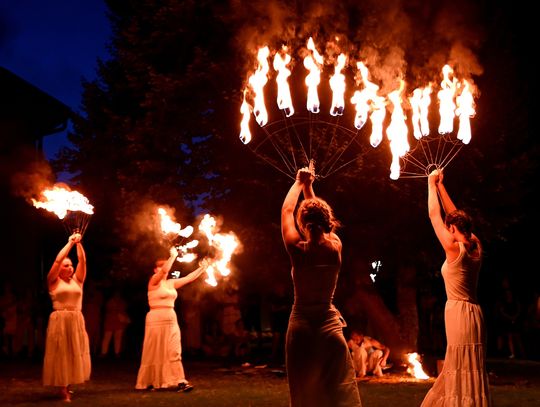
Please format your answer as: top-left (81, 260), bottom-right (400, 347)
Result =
top-left (397, 65), bottom-right (476, 179)
top-left (198, 214), bottom-right (240, 287)
top-left (32, 185), bottom-right (94, 236)
top-left (157, 207), bottom-right (199, 263)
top-left (240, 40), bottom-right (369, 180)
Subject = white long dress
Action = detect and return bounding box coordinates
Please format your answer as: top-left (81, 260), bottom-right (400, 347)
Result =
top-left (135, 279), bottom-right (187, 389)
top-left (43, 278), bottom-right (91, 386)
top-left (421, 242), bottom-right (492, 406)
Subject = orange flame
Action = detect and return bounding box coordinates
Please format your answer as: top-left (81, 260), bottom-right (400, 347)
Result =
top-left (239, 91), bottom-right (252, 144)
top-left (456, 80), bottom-right (475, 144)
top-left (329, 53), bottom-right (347, 116)
top-left (386, 82), bottom-right (410, 180)
top-left (437, 65), bottom-right (457, 135)
top-left (406, 353), bottom-right (430, 380)
top-left (304, 37), bottom-right (323, 113)
top-left (31, 185), bottom-right (94, 219)
top-left (410, 85), bottom-right (432, 140)
top-left (198, 214), bottom-right (240, 286)
top-left (273, 46), bottom-right (295, 117)
top-left (248, 46), bottom-right (270, 127)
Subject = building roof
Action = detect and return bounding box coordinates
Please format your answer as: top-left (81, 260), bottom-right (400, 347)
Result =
top-left (0, 66), bottom-right (73, 141)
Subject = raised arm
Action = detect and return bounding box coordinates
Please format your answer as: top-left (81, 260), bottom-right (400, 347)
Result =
top-left (149, 247), bottom-right (178, 289)
top-left (436, 170), bottom-right (457, 215)
top-left (281, 167), bottom-right (314, 248)
top-left (428, 170), bottom-right (458, 258)
top-left (74, 239), bottom-right (87, 284)
top-left (47, 233), bottom-right (79, 287)
top-left (302, 161), bottom-right (316, 199)
top-left (171, 259), bottom-right (208, 289)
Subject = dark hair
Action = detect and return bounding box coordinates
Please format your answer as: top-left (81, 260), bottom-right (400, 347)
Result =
top-left (445, 209), bottom-right (479, 251)
top-left (296, 198), bottom-right (340, 235)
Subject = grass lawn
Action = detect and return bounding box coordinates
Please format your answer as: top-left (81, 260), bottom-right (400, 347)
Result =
top-left (0, 358), bottom-right (538, 406)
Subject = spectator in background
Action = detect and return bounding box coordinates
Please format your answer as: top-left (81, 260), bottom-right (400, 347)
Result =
top-left (100, 288), bottom-right (130, 359)
top-left (347, 330), bottom-right (390, 378)
top-left (83, 280), bottom-right (104, 356)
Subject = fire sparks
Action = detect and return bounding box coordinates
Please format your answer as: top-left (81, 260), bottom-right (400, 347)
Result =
top-left (31, 184), bottom-right (94, 235)
top-left (406, 353), bottom-right (430, 380)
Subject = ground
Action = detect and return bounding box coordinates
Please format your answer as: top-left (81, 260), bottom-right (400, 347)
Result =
top-left (0, 357), bottom-right (538, 406)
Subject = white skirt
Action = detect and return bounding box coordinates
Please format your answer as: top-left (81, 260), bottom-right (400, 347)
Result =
top-left (43, 310), bottom-right (91, 386)
top-left (135, 308), bottom-right (186, 389)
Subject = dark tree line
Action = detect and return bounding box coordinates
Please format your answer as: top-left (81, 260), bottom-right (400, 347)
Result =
top-left (51, 0), bottom-right (535, 359)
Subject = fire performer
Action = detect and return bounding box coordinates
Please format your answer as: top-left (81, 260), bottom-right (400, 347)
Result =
top-left (422, 169), bottom-right (492, 406)
top-left (42, 232), bottom-right (91, 402)
top-left (281, 165), bottom-right (362, 406)
top-left (135, 246), bottom-right (207, 392)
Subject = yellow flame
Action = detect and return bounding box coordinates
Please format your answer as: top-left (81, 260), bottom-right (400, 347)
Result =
top-left (248, 46), bottom-right (270, 127)
top-left (438, 64), bottom-right (457, 135)
top-left (304, 37), bottom-right (323, 113)
top-left (199, 214), bottom-right (240, 284)
top-left (386, 82), bottom-right (409, 180)
top-left (406, 353), bottom-right (430, 380)
top-left (239, 92), bottom-right (252, 144)
top-left (329, 53), bottom-right (347, 116)
top-left (456, 80), bottom-right (475, 144)
top-left (32, 186), bottom-right (94, 219)
top-left (273, 46), bottom-right (295, 117)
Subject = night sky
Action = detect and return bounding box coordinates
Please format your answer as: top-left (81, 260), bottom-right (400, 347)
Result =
top-left (0, 0), bottom-right (111, 159)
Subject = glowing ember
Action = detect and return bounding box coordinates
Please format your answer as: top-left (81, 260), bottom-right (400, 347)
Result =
top-left (406, 352), bottom-right (430, 380)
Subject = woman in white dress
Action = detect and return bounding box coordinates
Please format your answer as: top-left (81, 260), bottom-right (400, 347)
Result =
top-left (43, 232), bottom-right (91, 402)
top-left (421, 169), bottom-right (492, 406)
top-left (135, 247), bottom-right (207, 391)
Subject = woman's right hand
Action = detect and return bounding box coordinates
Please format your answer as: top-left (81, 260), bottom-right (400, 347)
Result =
top-left (297, 167), bottom-right (315, 185)
top-left (69, 233), bottom-right (82, 243)
top-left (428, 169), bottom-right (440, 186)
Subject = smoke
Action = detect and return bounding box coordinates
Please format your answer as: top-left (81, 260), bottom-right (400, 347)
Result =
top-left (6, 147), bottom-right (55, 201)
top-left (233, 0), bottom-right (486, 93)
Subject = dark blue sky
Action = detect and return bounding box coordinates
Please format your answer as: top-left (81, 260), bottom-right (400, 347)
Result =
top-left (0, 0), bottom-right (111, 159)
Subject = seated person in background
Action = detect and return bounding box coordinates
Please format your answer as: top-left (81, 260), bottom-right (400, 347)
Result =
top-left (347, 330), bottom-right (390, 378)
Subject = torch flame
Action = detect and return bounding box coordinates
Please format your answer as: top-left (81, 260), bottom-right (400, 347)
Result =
top-left (455, 80), bottom-right (475, 144)
top-left (410, 85), bottom-right (432, 140)
top-left (386, 81), bottom-right (410, 180)
top-left (248, 46), bottom-right (270, 127)
top-left (437, 64), bottom-right (457, 135)
top-left (239, 91), bottom-right (252, 144)
top-left (31, 185), bottom-right (94, 219)
top-left (304, 37), bottom-right (324, 114)
top-left (273, 46), bottom-right (295, 117)
top-left (199, 214), bottom-right (240, 286)
top-left (329, 53), bottom-right (347, 116)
